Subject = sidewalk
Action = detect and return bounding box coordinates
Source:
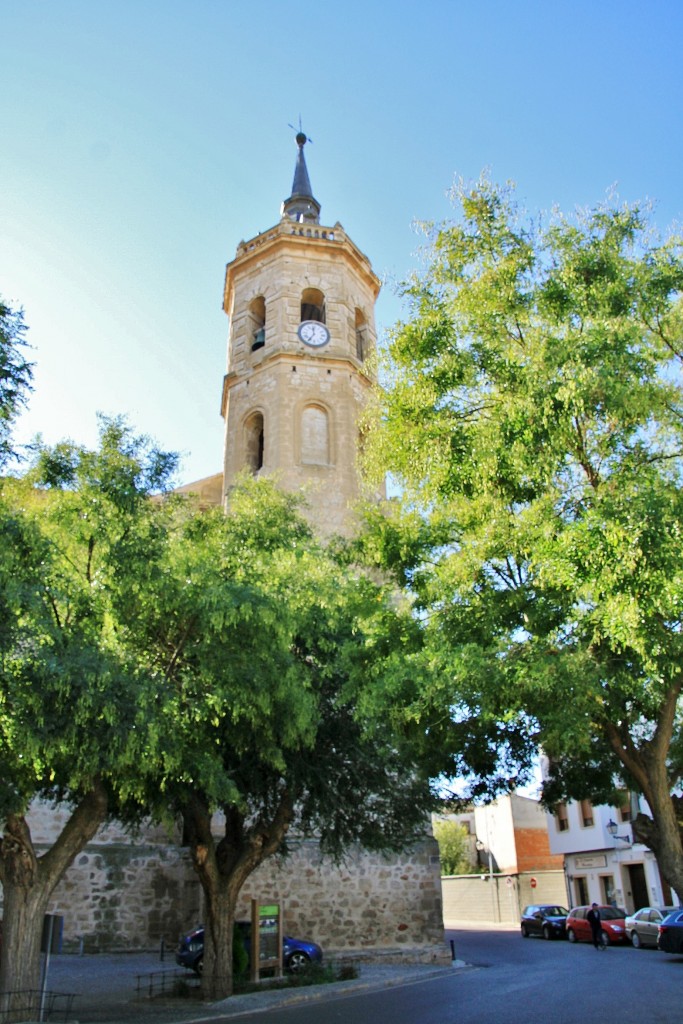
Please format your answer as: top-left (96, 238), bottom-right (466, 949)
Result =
top-left (41, 952), bottom-right (465, 1023)
top-left (443, 920), bottom-right (520, 931)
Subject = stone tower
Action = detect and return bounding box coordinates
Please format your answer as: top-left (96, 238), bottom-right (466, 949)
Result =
top-left (220, 131), bottom-right (382, 536)
top-left (24, 137), bottom-right (446, 958)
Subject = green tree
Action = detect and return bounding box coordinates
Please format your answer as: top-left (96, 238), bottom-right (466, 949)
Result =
top-left (362, 178), bottom-right (683, 895)
top-left (432, 818), bottom-right (475, 875)
top-left (0, 418), bottom-right (178, 1015)
top-left (123, 476), bottom-right (436, 1000)
top-left (0, 296), bottom-right (32, 467)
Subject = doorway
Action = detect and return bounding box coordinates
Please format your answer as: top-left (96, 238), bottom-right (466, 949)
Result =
top-left (600, 875), bottom-right (616, 906)
top-left (626, 863), bottom-right (648, 912)
top-left (574, 876), bottom-right (588, 905)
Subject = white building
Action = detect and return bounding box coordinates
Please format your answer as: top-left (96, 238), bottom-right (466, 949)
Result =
top-left (547, 796), bottom-right (679, 912)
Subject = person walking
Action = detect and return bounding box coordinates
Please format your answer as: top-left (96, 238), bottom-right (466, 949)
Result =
top-left (587, 903), bottom-right (604, 949)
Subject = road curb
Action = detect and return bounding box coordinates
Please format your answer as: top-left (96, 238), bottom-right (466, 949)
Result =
top-left (192, 964), bottom-right (462, 1020)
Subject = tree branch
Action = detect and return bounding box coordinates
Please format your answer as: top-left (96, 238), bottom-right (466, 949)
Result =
top-left (39, 779), bottom-right (108, 891)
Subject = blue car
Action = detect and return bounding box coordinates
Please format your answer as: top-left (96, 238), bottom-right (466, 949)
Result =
top-left (176, 921), bottom-right (323, 975)
top-left (657, 908), bottom-right (683, 954)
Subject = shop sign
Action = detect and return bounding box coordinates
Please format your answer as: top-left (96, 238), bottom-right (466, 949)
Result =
top-left (574, 854), bottom-right (607, 869)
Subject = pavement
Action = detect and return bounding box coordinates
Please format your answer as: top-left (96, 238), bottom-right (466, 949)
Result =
top-left (38, 950), bottom-right (466, 1024)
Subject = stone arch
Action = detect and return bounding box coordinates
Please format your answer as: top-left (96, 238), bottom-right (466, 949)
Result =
top-left (299, 403), bottom-right (331, 466)
top-left (355, 307), bottom-right (368, 361)
top-left (249, 295), bottom-right (266, 351)
top-left (244, 410), bottom-right (265, 472)
top-left (301, 287), bottom-right (326, 324)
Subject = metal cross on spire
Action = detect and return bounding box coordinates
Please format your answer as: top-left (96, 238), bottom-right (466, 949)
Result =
top-left (288, 116), bottom-right (313, 147)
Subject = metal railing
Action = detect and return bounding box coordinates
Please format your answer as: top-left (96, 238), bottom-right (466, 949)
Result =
top-left (0, 989), bottom-right (77, 1023)
top-left (134, 969), bottom-right (198, 1000)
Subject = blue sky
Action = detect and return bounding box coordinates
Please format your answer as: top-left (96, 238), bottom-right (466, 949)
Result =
top-left (3, 0), bottom-right (682, 483)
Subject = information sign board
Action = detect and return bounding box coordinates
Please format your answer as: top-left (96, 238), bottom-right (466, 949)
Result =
top-left (250, 900), bottom-right (283, 982)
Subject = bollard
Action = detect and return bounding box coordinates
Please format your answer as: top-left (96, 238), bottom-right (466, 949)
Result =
top-left (450, 938), bottom-right (456, 962)
top-left (160, 938), bottom-right (165, 962)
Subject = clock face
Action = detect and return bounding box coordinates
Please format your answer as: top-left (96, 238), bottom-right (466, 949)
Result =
top-left (298, 320), bottom-right (330, 347)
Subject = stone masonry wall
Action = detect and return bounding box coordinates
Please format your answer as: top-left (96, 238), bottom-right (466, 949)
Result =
top-left (234, 839), bottom-right (445, 956)
top-left (4, 806), bottom-right (446, 960)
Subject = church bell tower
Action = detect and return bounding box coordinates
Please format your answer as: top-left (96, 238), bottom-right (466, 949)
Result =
top-left (220, 131), bottom-right (382, 536)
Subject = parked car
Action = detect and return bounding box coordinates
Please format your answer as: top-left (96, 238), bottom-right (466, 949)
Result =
top-left (625, 906), bottom-right (678, 948)
top-left (566, 905), bottom-right (627, 945)
top-left (657, 908), bottom-right (683, 954)
top-left (176, 922), bottom-right (323, 976)
top-left (520, 905), bottom-right (568, 940)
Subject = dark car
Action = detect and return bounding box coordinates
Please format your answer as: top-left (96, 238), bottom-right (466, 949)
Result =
top-left (566, 905), bottom-right (627, 945)
top-left (520, 904), bottom-right (568, 940)
top-left (657, 908), bottom-right (683, 954)
top-left (625, 906), bottom-right (678, 949)
top-left (176, 922), bottom-right (323, 976)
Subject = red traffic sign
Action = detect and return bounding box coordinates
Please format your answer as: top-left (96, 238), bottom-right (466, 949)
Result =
top-left (530, 877), bottom-right (538, 888)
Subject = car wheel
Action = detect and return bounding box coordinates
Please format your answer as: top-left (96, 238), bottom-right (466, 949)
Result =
top-left (567, 928), bottom-right (577, 943)
top-left (194, 956), bottom-right (203, 977)
top-left (521, 924), bottom-right (529, 938)
top-left (542, 925), bottom-right (552, 941)
top-left (631, 931), bottom-right (641, 949)
top-left (285, 950), bottom-right (311, 973)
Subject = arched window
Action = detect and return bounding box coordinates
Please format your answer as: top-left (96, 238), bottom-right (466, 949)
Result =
top-left (244, 412), bottom-right (264, 472)
top-left (301, 287), bottom-right (326, 324)
top-left (249, 296), bottom-right (266, 351)
top-left (355, 307), bottom-right (368, 361)
top-left (300, 405), bottom-right (329, 465)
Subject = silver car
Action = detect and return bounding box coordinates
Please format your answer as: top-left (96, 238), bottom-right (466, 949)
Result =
top-left (625, 906), bottom-right (678, 948)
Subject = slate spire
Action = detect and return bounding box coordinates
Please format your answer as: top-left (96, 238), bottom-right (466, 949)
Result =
top-left (281, 129), bottom-right (321, 224)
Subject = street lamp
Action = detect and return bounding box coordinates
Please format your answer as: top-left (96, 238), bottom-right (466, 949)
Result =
top-left (475, 838), bottom-right (494, 878)
top-left (475, 836), bottom-right (497, 922)
top-left (606, 818), bottom-right (632, 844)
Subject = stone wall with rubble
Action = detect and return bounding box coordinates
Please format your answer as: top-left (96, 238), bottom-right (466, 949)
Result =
top-left (3, 803), bottom-right (446, 959)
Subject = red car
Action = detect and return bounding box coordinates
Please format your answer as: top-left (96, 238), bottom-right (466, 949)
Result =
top-left (566, 905), bottom-right (627, 945)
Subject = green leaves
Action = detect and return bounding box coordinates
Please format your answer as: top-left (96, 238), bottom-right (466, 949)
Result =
top-left (90, 471), bottom-right (437, 854)
top-left (0, 419), bottom-right (179, 819)
top-left (0, 296), bottom-right (33, 469)
top-left (364, 178), bottom-right (683, 815)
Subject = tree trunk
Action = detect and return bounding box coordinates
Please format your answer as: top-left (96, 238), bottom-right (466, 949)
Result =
top-left (633, 771), bottom-right (683, 899)
top-left (0, 821), bottom-right (51, 1023)
top-left (183, 791), bottom-right (294, 1001)
top-left (201, 881), bottom-right (239, 1002)
top-left (606, 682), bottom-right (683, 898)
top-left (0, 784), bottom-right (108, 1019)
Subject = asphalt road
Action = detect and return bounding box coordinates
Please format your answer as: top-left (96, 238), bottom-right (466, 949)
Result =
top-left (38, 925), bottom-right (683, 1024)
top-left (224, 925), bottom-right (682, 1024)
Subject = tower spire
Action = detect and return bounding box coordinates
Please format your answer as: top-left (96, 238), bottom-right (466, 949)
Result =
top-left (281, 126), bottom-right (321, 224)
